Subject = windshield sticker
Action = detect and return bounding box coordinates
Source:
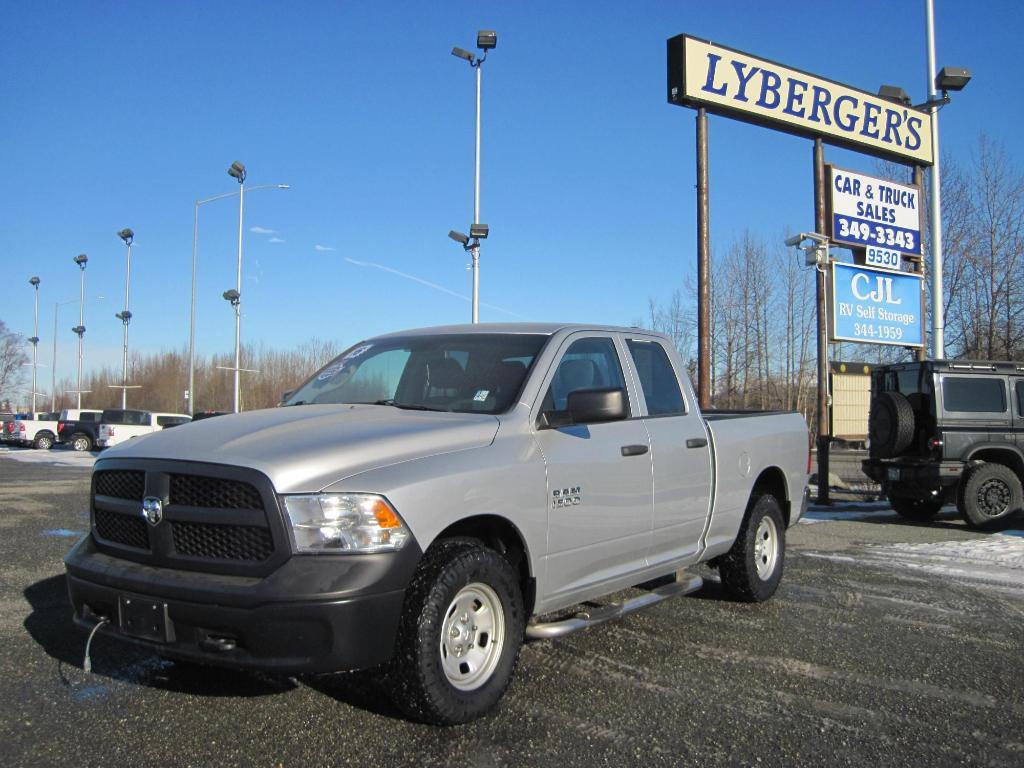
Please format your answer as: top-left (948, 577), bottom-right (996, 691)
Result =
top-left (317, 364), bottom-right (344, 381)
top-left (342, 344), bottom-right (373, 362)
top-left (473, 389), bottom-right (490, 402)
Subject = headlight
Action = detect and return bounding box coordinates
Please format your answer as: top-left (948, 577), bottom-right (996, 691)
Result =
top-left (281, 493), bottom-right (411, 554)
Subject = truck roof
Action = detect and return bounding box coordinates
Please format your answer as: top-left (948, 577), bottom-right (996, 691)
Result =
top-left (877, 359), bottom-right (1024, 374)
top-left (371, 322), bottom-right (663, 339)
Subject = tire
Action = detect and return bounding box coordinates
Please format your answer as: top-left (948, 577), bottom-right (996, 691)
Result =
top-left (956, 462), bottom-right (1023, 529)
top-left (889, 487), bottom-right (944, 521)
top-left (868, 391), bottom-right (915, 458)
top-left (32, 433), bottom-right (54, 450)
top-left (71, 434), bottom-right (92, 452)
top-left (389, 540), bottom-right (525, 725)
top-left (718, 493), bottom-right (786, 603)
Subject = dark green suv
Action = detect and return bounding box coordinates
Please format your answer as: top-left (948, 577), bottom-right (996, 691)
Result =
top-left (862, 360), bottom-right (1024, 528)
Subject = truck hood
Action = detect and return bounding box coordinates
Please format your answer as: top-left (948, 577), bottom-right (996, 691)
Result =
top-left (101, 404), bottom-right (500, 493)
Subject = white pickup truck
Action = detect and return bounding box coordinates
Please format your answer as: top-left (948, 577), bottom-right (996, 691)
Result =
top-left (95, 409), bottom-right (191, 448)
top-left (10, 411), bottom-right (61, 449)
top-left (66, 323), bottom-right (809, 724)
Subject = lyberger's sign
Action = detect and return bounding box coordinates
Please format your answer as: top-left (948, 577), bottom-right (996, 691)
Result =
top-left (667, 35), bottom-right (934, 165)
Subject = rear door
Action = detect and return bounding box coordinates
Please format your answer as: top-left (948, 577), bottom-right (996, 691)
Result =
top-left (623, 336), bottom-right (713, 565)
top-left (532, 333), bottom-right (654, 602)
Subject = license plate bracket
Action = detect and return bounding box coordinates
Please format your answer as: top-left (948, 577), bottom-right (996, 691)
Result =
top-left (118, 594), bottom-right (174, 643)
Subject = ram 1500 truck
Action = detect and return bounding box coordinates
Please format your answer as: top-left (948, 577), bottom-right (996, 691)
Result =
top-left (65, 324), bottom-right (809, 724)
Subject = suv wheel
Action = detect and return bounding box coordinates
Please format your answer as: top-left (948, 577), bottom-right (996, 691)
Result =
top-left (957, 463), bottom-right (1023, 529)
top-left (889, 490), bottom-right (944, 521)
top-left (389, 540), bottom-right (525, 725)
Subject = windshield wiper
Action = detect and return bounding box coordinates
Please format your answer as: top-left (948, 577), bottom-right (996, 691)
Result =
top-left (362, 399), bottom-right (451, 412)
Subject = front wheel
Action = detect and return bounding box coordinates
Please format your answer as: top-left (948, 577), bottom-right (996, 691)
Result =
top-left (957, 463), bottom-right (1023, 529)
top-left (389, 541), bottom-right (524, 725)
top-left (718, 493), bottom-right (786, 602)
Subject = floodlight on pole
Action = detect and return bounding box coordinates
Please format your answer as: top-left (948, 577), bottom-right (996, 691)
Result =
top-left (228, 161), bottom-right (246, 414)
top-left (72, 253), bottom-right (88, 408)
top-left (117, 228), bottom-right (134, 408)
top-left (189, 182), bottom-right (289, 416)
top-left (450, 29), bottom-right (497, 323)
top-left (28, 277), bottom-right (40, 413)
top-left (448, 230), bottom-right (470, 246)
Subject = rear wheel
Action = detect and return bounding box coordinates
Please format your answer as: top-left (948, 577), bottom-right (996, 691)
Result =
top-left (71, 434), bottom-right (92, 452)
top-left (889, 489), bottom-right (944, 521)
top-left (718, 493), bottom-right (785, 603)
top-left (957, 462), bottom-right (1023, 529)
top-left (389, 541), bottom-right (524, 725)
top-left (32, 433), bottom-right (54, 450)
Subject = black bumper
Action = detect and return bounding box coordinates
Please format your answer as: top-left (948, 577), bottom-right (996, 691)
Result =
top-left (65, 535), bottom-right (421, 674)
top-left (862, 458), bottom-right (964, 495)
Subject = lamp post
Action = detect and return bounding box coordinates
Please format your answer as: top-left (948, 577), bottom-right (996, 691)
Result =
top-left (72, 254), bottom-right (88, 409)
top-left (116, 228), bottom-right (134, 408)
top-left (28, 277), bottom-right (40, 413)
top-left (188, 181), bottom-right (288, 415)
top-left (451, 30), bottom-right (497, 323)
top-left (227, 161), bottom-right (246, 413)
top-left (51, 298), bottom-right (78, 411)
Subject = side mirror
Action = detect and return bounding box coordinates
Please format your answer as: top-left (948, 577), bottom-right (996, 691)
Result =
top-left (567, 387), bottom-right (627, 424)
top-left (279, 389), bottom-right (295, 405)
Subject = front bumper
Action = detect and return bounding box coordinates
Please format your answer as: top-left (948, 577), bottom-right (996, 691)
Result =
top-left (65, 534), bottom-right (421, 674)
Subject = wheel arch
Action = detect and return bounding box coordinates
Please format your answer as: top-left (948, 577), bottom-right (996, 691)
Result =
top-left (966, 446), bottom-right (1024, 481)
top-left (430, 514), bottom-right (536, 615)
top-left (750, 466), bottom-right (791, 526)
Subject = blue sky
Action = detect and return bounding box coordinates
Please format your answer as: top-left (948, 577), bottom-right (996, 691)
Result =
top-left (2, 1), bottom-right (1020, 382)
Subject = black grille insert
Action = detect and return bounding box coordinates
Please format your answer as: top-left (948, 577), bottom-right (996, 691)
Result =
top-left (171, 521), bottom-right (273, 561)
top-left (95, 470), bottom-right (145, 501)
top-left (169, 474), bottom-right (263, 509)
top-left (94, 508), bottom-right (150, 550)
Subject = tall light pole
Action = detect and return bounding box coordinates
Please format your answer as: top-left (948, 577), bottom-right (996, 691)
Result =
top-left (923, 0), bottom-right (971, 358)
top-left (189, 182), bottom-right (288, 416)
top-left (116, 229), bottom-right (134, 408)
top-left (227, 161), bottom-right (246, 413)
top-left (451, 30), bottom-right (496, 323)
top-left (51, 298), bottom-right (78, 411)
top-left (72, 254), bottom-right (88, 409)
top-left (28, 277), bottom-right (40, 413)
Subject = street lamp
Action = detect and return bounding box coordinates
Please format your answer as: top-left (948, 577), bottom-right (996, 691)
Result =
top-left (226, 162), bottom-right (243, 415)
top-left (450, 29), bottom-right (497, 323)
top-left (188, 182), bottom-right (288, 415)
top-left (115, 228), bottom-right (134, 408)
top-left (28, 277), bottom-right (40, 413)
top-left (71, 254), bottom-right (88, 409)
top-left (923, 0), bottom-right (972, 358)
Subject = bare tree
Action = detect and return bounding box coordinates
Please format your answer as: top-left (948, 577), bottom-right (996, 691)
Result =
top-left (0, 320), bottom-right (28, 406)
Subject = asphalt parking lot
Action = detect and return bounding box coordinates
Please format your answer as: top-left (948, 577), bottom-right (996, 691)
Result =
top-left (1, 449), bottom-right (1023, 767)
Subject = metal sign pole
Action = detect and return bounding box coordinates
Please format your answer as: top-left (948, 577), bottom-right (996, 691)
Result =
top-left (696, 107), bottom-right (711, 410)
top-left (813, 139), bottom-right (831, 505)
top-left (913, 164), bottom-right (927, 362)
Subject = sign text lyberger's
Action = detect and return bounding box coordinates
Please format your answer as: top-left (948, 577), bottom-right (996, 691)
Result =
top-left (668, 35), bottom-right (934, 165)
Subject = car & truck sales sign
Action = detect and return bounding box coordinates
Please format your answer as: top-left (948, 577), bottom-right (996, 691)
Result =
top-left (827, 166), bottom-right (922, 257)
top-left (667, 35), bottom-right (934, 165)
top-left (832, 263), bottom-right (924, 348)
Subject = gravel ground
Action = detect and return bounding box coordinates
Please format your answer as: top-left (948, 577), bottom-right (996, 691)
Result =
top-left (1, 451), bottom-right (1023, 767)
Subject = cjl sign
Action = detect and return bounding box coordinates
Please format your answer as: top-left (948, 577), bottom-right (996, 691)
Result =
top-left (832, 262), bottom-right (923, 347)
top-left (827, 166), bottom-right (923, 256)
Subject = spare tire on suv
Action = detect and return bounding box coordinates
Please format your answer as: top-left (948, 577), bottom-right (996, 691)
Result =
top-left (869, 391), bottom-right (915, 458)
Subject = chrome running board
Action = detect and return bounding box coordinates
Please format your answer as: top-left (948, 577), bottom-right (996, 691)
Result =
top-left (525, 574), bottom-right (704, 641)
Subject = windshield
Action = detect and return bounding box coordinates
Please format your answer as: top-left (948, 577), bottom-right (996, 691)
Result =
top-left (284, 333), bottom-right (549, 414)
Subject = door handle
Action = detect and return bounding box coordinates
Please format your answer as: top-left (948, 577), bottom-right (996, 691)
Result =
top-left (620, 444), bottom-right (649, 457)
top-left (686, 437), bottom-right (708, 449)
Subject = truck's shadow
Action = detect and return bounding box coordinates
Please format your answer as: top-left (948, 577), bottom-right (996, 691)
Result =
top-left (852, 508), bottom-right (1024, 534)
top-left (23, 575), bottom-right (297, 698)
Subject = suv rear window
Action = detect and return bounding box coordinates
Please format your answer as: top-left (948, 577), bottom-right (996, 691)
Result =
top-left (942, 377), bottom-right (1006, 413)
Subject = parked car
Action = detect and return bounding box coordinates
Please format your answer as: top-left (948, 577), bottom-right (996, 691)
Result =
top-left (65, 323), bottom-right (809, 724)
top-left (10, 411), bottom-right (61, 449)
top-left (190, 410), bottom-right (228, 421)
top-left (95, 409), bottom-right (191, 448)
top-left (862, 359), bottom-right (1024, 528)
top-left (55, 409), bottom-right (104, 451)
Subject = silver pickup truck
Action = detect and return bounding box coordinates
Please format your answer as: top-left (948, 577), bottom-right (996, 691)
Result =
top-left (65, 323), bottom-right (809, 724)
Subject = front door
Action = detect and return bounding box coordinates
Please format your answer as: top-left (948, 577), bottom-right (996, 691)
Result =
top-left (533, 334), bottom-right (653, 603)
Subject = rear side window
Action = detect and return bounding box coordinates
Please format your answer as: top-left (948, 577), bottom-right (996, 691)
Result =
top-left (1016, 381), bottom-right (1024, 415)
top-left (626, 339), bottom-right (685, 416)
top-left (942, 377), bottom-right (1006, 413)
